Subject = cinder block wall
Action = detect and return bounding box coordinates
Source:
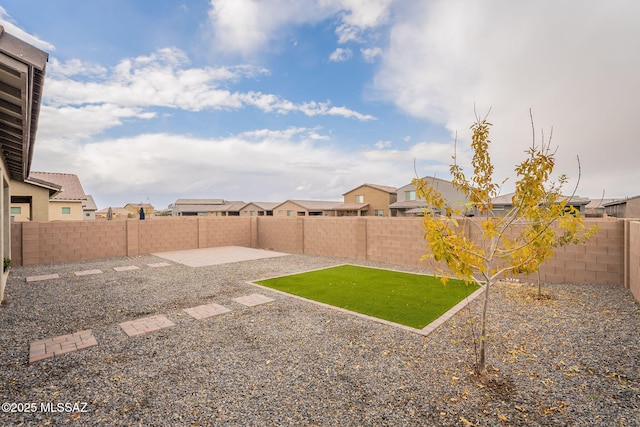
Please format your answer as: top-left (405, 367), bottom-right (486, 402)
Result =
top-left (255, 217), bottom-right (304, 253)
top-left (203, 217), bottom-right (252, 247)
top-left (629, 221), bottom-right (640, 300)
top-left (137, 217), bottom-right (199, 254)
top-left (366, 217), bottom-right (426, 267)
top-left (303, 217), bottom-right (366, 259)
top-left (13, 220), bottom-right (127, 265)
top-left (9, 217), bottom-right (633, 290)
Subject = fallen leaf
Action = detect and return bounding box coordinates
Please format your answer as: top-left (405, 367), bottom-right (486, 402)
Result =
top-left (460, 416), bottom-right (474, 426)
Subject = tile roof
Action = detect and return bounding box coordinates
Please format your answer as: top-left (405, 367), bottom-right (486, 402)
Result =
top-left (333, 203), bottom-right (369, 211)
top-left (249, 202), bottom-right (279, 210)
top-left (28, 172), bottom-right (87, 202)
top-left (286, 200), bottom-right (342, 210)
top-left (175, 198), bottom-right (225, 205)
top-left (84, 195), bottom-right (97, 211)
top-left (343, 183), bottom-right (397, 195)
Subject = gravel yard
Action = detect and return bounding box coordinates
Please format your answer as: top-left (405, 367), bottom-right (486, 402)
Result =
top-left (0, 253), bottom-right (638, 426)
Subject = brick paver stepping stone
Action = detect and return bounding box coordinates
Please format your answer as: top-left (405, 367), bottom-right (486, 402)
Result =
top-left (184, 303), bottom-right (232, 320)
top-left (26, 273), bottom-right (60, 282)
top-left (119, 315), bottom-right (175, 337)
top-left (113, 265), bottom-right (139, 272)
top-left (74, 269), bottom-right (103, 276)
top-left (147, 262), bottom-right (171, 268)
top-left (29, 330), bottom-right (98, 364)
top-left (233, 293), bottom-right (275, 307)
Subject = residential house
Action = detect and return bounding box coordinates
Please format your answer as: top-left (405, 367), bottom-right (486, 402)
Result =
top-left (389, 176), bottom-right (470, 217)
top-left (603, 196), bottom-right (640, 218)
top-left (96, 207), bottom-right (134, 220)
top-left (240, 202), bottom-right (278, 216)
top-left (11, 172), bottom-right (92, 221)
top-left (0, 26), bottom-right (48, 301)
top-left (273, 200), bottom-right (339, 217)
top-left (10, 175), bottom-right (61, 221)
top-left (333, 184), bottom-right (397, 217)
top-left (84, 195), bottom-right (97, 220)
top-left (124, 203), bottom-right (155, 217)
top-left (490, 192), bottom-right (591, 216)
top-left (171, 199), bottom-right (247, 216)
top-left (585, 198), bottom-right (618, 218)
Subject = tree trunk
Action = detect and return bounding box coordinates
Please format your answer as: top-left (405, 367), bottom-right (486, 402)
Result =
top-left (477, 279), bottom-right (491, 376)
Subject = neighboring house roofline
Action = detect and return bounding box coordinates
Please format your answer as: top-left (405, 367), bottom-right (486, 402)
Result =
top-left (23, 176), bottom-right (62, 197)
top-left (343, 183), bottom-right (397, 195)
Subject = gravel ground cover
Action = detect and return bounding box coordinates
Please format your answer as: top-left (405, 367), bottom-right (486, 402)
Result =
top-left (0, 253), bottom-right (638, 426)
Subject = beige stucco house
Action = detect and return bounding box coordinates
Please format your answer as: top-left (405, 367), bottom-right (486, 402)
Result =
top-left (0, 26), bottom-right (48, 301)
top-left (10, 172), bottom-right (93, 221)
top-left (273, 200), bottom-right (339, 217)
top-left (240, 202), bottom-right (278, 216)
top-left (334, 183), bottom-right (397, 217)
top-left (124, 203), bottom-right (155, 217)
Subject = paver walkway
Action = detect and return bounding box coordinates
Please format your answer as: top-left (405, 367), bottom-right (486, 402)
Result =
top-left (119, 315), bottom-right (176, 337)
top-left (29, 330), bottom-right (98, 363)
top-left (183, 303), bottom-right (232, 320)
top-left (28, 294), bottom-right (272, 363)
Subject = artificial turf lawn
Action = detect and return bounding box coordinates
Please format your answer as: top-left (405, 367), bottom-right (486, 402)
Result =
top-left (256, 265), bottom-right (480, 329)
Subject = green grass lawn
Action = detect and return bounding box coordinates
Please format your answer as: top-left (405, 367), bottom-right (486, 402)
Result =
top-left (255, 265), bottom-right (480, 329)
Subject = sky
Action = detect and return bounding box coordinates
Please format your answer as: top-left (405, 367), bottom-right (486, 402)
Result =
top-left (1, 1), bottom-right (638, 210)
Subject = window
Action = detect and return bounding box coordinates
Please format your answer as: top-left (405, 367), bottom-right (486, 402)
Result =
top-left (355, 195), bottom-right (364, 203)
top-left (405, 190), bottom-right (416, 201)
top-left (10, 207), bottom-right (21, 215)
top-left (62, 207), bottom-right (71, 215)
top-left (375, 210), bottom-right (384, 216)
top-left (287, 210), bottom-right (294, 216)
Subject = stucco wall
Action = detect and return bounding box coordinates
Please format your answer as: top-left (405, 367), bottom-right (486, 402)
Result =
top-left (48, 200), bottom-right (84, 221)
top-left (9, 179), bottom-right (51, 222)
top-left (343, 186), bottom-right (396, 216)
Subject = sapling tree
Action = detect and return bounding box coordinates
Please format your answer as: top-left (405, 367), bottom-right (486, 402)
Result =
top-left (414, 111), bottom-right (598, 376)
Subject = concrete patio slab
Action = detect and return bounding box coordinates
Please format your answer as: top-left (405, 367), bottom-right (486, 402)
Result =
top-left (233, 293), bottom-right (275, 307)
top-left (184, 303), bottom-right (232, 320)
top-left (29, 330), bottom-right (98, 364)
top-left (147, 262), bottom-right (171, 268)
top-left (151, 246), bottom-right (288, 267)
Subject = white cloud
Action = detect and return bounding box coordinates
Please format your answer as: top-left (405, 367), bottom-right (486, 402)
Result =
top-left (374, 140), bottom-right (392, 149)
top-left (32, 127), bottom-right (415, 208)
top-left (41, 48), bottom-right (375, 140)
top-left (361, 47), bottom-right (382, 63)
top-left (335, 0), bottom-right (392, 43)
top-left (207, 0), bottom-right (393, 56)
top-left (0, 6), bottom-right (56, 52)
top-left (373, 0), bottom-right (640, 198)
top-left (38, 105), bottom-right (155, 140)
top-left (329, 47), bottom-right (353, 62)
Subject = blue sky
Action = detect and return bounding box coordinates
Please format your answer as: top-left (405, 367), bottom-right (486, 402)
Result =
top-left (1, 1), bottom-right (638, 210)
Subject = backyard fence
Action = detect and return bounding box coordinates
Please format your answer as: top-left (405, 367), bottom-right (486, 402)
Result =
top-left (9, 216), bottom-right (640, 301)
